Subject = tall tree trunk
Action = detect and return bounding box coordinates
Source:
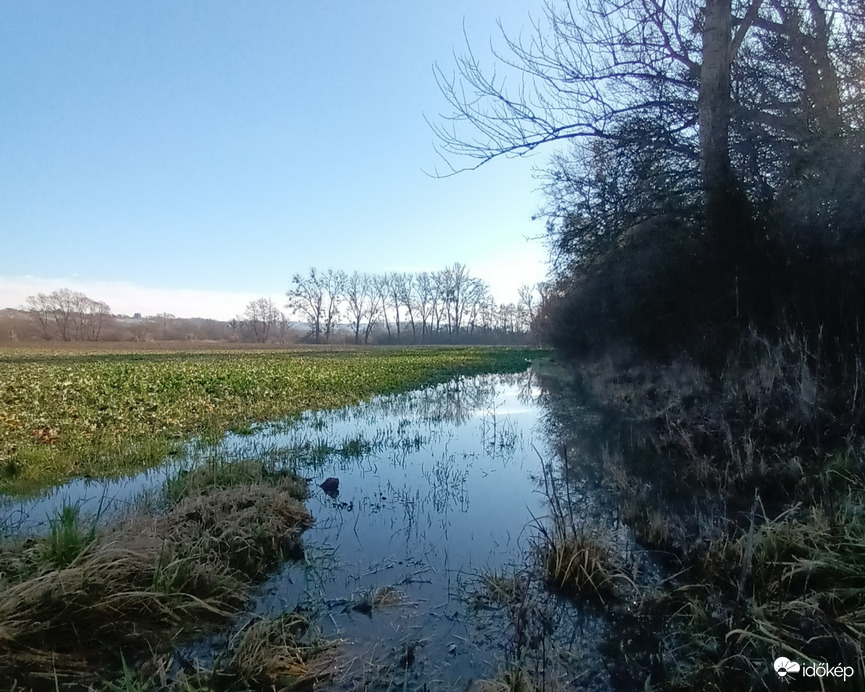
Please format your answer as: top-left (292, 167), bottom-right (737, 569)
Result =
top-left (699, 0), bottom-right (735, 232)
top-left (700, 0), bottom-right (757, 319)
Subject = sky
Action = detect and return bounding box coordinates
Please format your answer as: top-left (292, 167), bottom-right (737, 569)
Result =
top-left (0, 2), bottom-right (551, 320)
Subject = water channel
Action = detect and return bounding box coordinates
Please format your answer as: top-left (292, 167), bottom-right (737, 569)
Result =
top-left (1, 369), bottom-right (637, 690)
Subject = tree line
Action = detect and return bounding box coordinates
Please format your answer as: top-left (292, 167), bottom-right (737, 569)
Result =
top-left (24, 289), bottom-right (112, 342)
top-left (15, 264), bottom-right (547, 344)
top-left (243, 263), bottom-right (546, 344)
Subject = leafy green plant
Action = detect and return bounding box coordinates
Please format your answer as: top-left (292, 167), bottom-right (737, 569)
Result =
top-left (0, 346), bottom-right (543, 492)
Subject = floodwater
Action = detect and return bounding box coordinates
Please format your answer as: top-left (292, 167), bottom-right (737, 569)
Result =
top-left (1, 370), bottom-right (625, 690)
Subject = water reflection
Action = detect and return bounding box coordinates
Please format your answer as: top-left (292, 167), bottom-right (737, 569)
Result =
top-left (0, 370), bottom-right (623, 690)
top-left (205, 371), bottom-right (599, 689)
top-left (0, 374), bottom-right (532, 537)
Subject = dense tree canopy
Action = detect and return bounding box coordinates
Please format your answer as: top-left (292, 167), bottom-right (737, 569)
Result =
top-left (434, 0), bottom-right (865, 354)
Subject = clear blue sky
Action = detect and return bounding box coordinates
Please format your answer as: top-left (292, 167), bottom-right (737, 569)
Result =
top-left (0, 2), bottom-right (549, 318)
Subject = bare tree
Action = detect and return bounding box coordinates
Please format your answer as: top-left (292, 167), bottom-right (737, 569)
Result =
top-left (464, 278), bottom-right (490, 334)
top-left (362, 288), bottom-right (383, 344)
top-left (374, 274), bottom-right (392, 340)
top-left (431, 0), bottom-right (865, 270)
top-left (414, 271), bottom-right (436, 342)
top-left (285, 268), bottom-right (344, 344)
top-left (387, 272), bottom-right (404, 343)
top-left (345, 271), bottom-right (376, 344)
top-left (77, 296), bottom-right (111, 341)
top-left (24, 289), bottom-right (112, 341)
top-left (24, 293), bottom-right (53, 340)
top-left (517, 284), bottom-right (537, 329)
top-left (399, 273), bottom-right (418, 343)
top-left (440, 263), bottom-right (473, 335)
top-left (322, 270), bottom-right (345, 343)
top-left (49, 289), bottom-right (77, 341)
top-left (430, 270), bottom-right (446, 336)
top-left (286, 268), bottom-right (325, 343)
top-left (241, 298), bottom-right (283, 343)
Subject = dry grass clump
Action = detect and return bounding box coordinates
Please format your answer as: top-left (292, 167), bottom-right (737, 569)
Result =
top-left (165, 482), bottom-right (310, 578)
top-left (0, 465), bottom-right (311, 689)
top-left (637, 487), bottom-right (865, 690)
top-left (542, 532), bottom-right (622, 604)
top-left (225, 612), bottom-right (337, 689)
top-left (164, 457), bottom-right (308, 504)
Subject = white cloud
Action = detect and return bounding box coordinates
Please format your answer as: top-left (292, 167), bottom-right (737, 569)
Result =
top-left (0, 275), bottom-right (279, 320)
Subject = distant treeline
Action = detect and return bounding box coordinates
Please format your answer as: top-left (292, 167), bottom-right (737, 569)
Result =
top-left (279, 264), bottom-right (546, 344)
top-left (4, 264), bottom-right (547, 345)
top-left (1, 301), bottom-right (238, 344)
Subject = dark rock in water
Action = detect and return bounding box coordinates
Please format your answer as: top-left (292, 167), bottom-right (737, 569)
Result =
top-left (400, 642), bottom-right (417, 667)
top-left (320, 477), bottom-right (340, 497)
top-left (350, 597), bottom-right (373, 616)
top-left (280, 538), bottom-right (305, 562)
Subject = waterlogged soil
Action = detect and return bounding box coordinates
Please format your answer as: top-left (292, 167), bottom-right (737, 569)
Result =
top-left (1, 371), bottom-right (633, 690)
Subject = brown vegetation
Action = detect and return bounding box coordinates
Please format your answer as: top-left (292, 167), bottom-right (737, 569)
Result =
top-left (0, 461), bottom-right (311, 690)
top-left (563, 332), bottom-right (865, 689)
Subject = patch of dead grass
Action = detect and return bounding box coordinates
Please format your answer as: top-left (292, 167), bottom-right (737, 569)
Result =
top-left (0, 472), bottom-right (311, 689)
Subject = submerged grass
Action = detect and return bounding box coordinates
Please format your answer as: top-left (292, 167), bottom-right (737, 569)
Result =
top-left (0, 457), bottom-right (312, 691)
top-left (0, 346), bottom-right (542, 492)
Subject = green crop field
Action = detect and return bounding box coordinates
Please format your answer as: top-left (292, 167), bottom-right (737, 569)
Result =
top-left (0, 346), bottom-right (542, 493)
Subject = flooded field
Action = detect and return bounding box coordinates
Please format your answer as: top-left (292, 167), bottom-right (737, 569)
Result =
top-left (1, 369), bottom-right (636, 690)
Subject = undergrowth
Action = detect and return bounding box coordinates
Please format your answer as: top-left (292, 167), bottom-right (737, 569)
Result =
top-left (566, 329), bottom-right (865, 689)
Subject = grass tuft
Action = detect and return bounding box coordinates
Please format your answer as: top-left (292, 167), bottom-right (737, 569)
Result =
top-left (226, 612), bottom-right (336, 689)
top-left (542, 532), bottom-right (619, 604)
top-left (43, 502), bottom-right (97, 569)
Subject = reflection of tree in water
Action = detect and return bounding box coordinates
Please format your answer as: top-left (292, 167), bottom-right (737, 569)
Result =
top-left (362, 374), bottom-right (505, 426)
top-left (256, 372), bottom-right (538, 475)
top-left (516, 368), bottom-right (539, 406)
top-left (527, 368), bottom-right (633, 565)
top-left (531, 369), bottom-right (612, 489)
top-left (425, 455), bottom-right (470, 515)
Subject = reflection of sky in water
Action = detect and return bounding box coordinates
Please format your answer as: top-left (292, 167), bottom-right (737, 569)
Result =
top-left (1, 371), bottom-right (605, 689)
top-left (237, 372), bottom-right (562, 688)
top-left (0, 455), bottom-right (184, 535)
top-left (0, 374), bottom-right (546, 534)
